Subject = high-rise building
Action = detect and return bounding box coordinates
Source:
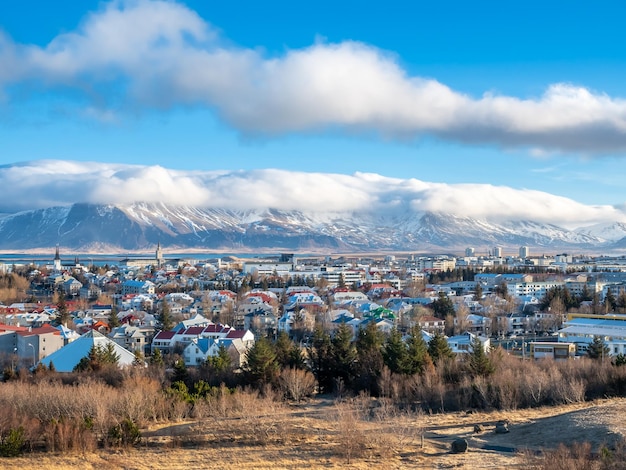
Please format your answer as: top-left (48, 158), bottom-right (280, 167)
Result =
top-left (465, 247), bottom-right (475, 257)
top-left (493, 246), bottom-right (502, 257)
top-left (519, 246), bottom-right (530, 258)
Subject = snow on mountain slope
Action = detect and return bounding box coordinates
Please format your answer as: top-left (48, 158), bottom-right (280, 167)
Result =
top-left (0, 202), bottom-right (613, 252)
top-left (576, 222), bottom-right (626, 243)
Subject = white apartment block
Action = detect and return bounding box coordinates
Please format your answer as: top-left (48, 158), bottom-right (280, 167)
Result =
top-left (508, 281), bottom-right (565, 298)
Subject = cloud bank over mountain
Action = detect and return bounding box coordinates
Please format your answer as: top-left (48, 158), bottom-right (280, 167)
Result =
top-left (1, 160), bottom-right (622, 229)
top-left (2, 0), bottom-right (626, 154)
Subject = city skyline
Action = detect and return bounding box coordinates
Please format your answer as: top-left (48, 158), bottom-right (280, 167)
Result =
top-left (1, 1), bottom-right (626, 218)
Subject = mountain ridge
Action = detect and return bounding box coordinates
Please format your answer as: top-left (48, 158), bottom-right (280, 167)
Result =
top-left (0, 202), bottom-right (621, 253)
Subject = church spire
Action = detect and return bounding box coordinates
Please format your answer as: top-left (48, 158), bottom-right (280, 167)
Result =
top-left (156, 241), bottom-right (163, 268)
top-left (54, 245), bottom-right (62, 271)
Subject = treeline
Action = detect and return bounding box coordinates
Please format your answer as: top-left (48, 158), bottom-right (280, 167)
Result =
top-left (240, 323), bottom-right (626, 411)
top-left (539, 284), bottom-right (626, 314)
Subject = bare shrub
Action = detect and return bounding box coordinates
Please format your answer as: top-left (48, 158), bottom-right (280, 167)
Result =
top-left (370, 398), bottom-right (424, 454)
top-left (333, 400), bottom-right (368, 464)
top-left (233, 388), bottom-right (284, 444)
top-left (524, 442), bottom-right (598, 470)
top-left (279, 367), bottom-right (316, 402)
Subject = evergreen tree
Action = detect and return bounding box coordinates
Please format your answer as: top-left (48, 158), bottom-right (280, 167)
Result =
top-left (133, 349), bottom-right (144, 366)
top-left (291, 309), bottom-right (307, 342)
top-left (428, 332), bottom-right (454, 364)
top-left (330, 323), bottom-right (357, 390)
top-left (244, 336), bottom-right (280, 386)
top-left (431, 291), bottom-right (456, 319)
top-left (605, 288), bottom-right (617, 313)
top-left (307, 327), bottom-right (333, 393)
top-left (275, 331), bottom-right (295, 368)
top-left (613, 353), bottom-right (626, 367)
top-left (579, 284), bottom-right (593, 303)
top-left (404, 327), bottom-right (432, 375)
top-left (587, 336), bottom-right (610, 361)
top-left (355, 321), bottom-right (385, 393)
top-left (74, 343), bottom-right (120, 372)
top-left (289, 345), bottom-right (307, 370)
top-left (382, 328), bottom-right (408, 375)
top-left (172, 358), bottom-right (188, 384)
top-left (494, 281), bottom-right (509, 300)
top-left (468, 336), bottom-right (494, 376)
top-left (207, 343), bottom-right (232, 373)
top-left (150, 348), bottom-right (164, 367)
top-left (473, 283), bottom-right (483, 301)
top-left (159, 299), bottom-right (174, 331)
top-left (108, 305), bottom-right (120, 328)
top-left (617, 291), bottom-right (626, 314)
top-left (56, 294), bottom-right (70, 327)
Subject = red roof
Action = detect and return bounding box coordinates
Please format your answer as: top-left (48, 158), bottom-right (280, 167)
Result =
top-left (17, 324), bottom-right (61, 337)
top-left (0, 307), bottom-right (26, 314)
top-left (0, 324), bottom-right (28, 333)
top-left (226, 330), bottom-right (246, 339)
top-left (203, 324), bottom-right (230, 333)
top-left (183, 326), bottom-right (205, 335)
top-left (154, 331), bottom-right (176, 340)
top-left (246, 292), bottom-right (273, 303)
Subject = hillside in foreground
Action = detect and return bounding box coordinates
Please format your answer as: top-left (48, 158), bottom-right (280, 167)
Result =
top-left (2, 397), bottom-right (625, 469)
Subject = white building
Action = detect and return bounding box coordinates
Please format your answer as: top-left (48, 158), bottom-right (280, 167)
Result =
top-left (558, 314), bottom-right (626, 356)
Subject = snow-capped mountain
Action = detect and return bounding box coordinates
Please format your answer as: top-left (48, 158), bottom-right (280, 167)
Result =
top-left (575, 222), bottom-right (626, 243)
top-left (0, 202), bottom-right (614, 252)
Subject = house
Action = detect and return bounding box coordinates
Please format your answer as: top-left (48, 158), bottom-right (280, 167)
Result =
top-left (530, 342), bottom-right (575, 360)
top-left (557, 313), bottom-right (626, 356)
top-left (244, 310), bottom-right (277, 335)
top-left (40, 330), bottom-right (138, 372)
top-left (460, 314), bottom-right (491, 335)
top-left (277, 309), bottom-right (315, 335)
top-left (447, 333), bottom-right (490, 354)
top-left (182, 336), bottom-right (250, 368)
top-left (152, 330), bottom-right (176, 354)
top-left (109, 324), bottom-right (154, 354)
top-left (151, 323), bottom-right (254, 354)
top-left (80, 283), bottom-right (102, 300)
top-left (16, 324), bottom-right (65, 366)
top-left (417, 315), bottom-right (446, 334)
top-left (57, 324), bottom-right (80, 345)
top-left (63, 277), bottom-right (83, 296)
top-left (172, 313), bottom-right (212, 331)
top-left (121, 280), bottom-right (155, 295)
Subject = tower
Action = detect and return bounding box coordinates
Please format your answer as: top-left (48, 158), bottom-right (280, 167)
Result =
top-left (519, 246), bottom-right (530, 259)
top-left (54, 245), bottom-right (62, 271)
top-left (156, 241), bottom-right (163, 268)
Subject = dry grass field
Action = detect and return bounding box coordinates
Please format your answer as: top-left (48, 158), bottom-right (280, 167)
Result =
top-left (2, 396), bottom-right (626, 470)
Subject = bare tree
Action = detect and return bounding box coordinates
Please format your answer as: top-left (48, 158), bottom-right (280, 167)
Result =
top-left (278, 368), bottom-right (316, 402)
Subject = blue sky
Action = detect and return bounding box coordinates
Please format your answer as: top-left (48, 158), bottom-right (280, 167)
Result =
top-left (1, 0), bottom-right (626, 218)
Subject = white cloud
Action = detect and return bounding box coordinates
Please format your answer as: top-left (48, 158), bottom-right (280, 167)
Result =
top-left (1, 1), bottom-right (626, 153)
top-left (0, 160), bottom-right (623, 229)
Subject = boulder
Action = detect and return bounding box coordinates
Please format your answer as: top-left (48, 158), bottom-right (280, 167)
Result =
top-left (495, 421), bottom-right (509, 434)
top-left (451, 438), bottom-right (469, 453)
